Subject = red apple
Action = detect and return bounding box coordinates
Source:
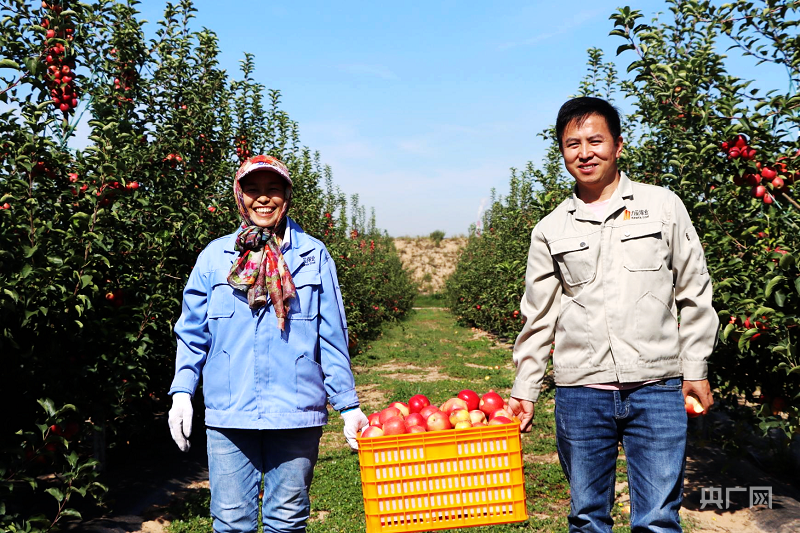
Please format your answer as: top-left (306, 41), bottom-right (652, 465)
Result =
top-left (426, 411), bottom-right (453, 431)
top-left (440, 397), bottom-right (468, 414)
top-left (468, 410), bottom-right (487, 425)
top-left (408, 394), bottom-right (431, 414)
top-left (684, 394), bottom-right (704, 418)
top-left (454, 420), bottom-right (472, 430)
top-left (367, 412), bottom-right (382, 427)
top-left (404, 412), bottom-right (425, 428)
top-left (489, 416), bottom-right (513, 425)
top-left (480, 391), bottom-right (505, 416)
top-left (379, 407), bottom-right (403, 424)
top-left (752, 185), bottom-right (766, 198)
top-left (472, 422), bottom-right (487, 428)
top-left (361, 426), bottom-right (385, 438)
top-left (407, 425), bottom-right (427, 434)
top-left (761, 167), bottom-right (777, 181)
top-left (458, 389), bottom-right (480, 411)
top-left (419, 405), bottom-right (439, 420)
top-left (771, 176), bottom-right (785, 189)
top-left (389, 402), bottom-right (410, 418)
top-left (383, 417), bottom-right (407, 435)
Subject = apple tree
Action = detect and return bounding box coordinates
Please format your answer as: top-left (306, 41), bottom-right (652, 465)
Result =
top-left (610, 0), bottom-right (799, 446)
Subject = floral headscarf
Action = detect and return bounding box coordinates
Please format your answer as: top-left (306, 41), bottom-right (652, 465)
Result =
top-left (226, 155), bottom-right (296, 330)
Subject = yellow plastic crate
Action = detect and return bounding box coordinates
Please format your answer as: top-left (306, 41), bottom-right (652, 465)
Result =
top-left (357, 424), bottom-right (528, 533)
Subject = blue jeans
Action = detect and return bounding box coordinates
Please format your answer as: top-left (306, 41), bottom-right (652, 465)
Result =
top-left (206, 426), bottom-right (323, 533)
top-left (555, 379), bottom-right (687, 532)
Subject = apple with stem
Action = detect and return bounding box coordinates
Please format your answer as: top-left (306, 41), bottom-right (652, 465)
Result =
top-left (426, 411), bottom-right (452, 431)
top-left (419, 405), bottom-right (439, 421)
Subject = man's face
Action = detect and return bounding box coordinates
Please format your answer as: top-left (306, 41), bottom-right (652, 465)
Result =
top-left (561, 113), bottom-right (623, 193)
top-left (240, 171), bottom-right (287, 228)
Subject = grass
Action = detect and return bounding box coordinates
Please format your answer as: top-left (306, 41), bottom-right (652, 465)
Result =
top-left (167, 302), bottom-right (645, 532)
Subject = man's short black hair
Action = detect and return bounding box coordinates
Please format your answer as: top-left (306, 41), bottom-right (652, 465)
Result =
top-left (555, 97), bottom-right (621, 149)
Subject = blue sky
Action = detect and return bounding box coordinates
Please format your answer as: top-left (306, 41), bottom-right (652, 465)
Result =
top-left (126, 2), bottom-right (788, 236)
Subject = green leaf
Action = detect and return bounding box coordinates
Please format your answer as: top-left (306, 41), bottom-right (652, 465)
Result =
top-left (60, 508), bottom-right (82, 519)
top-left (774, 290), bottom-right (786, 308)
top-left (779, 253), bottom-right (795, 268)
top-left (796, 277), bottom-right (800, 296)
top-left (66, 451), bottom-right (79, 467)
top-left (37, 398), bottom-right (56, 417)
top-left (722, 322), bottom-right (735, 341)
top-left (738, 328), bottom-right (758, 350)
top-left (0, 59), bottom-right (20, 69)
top-left (753, 307), bottom-right (775, 317)
top-left (765, 276), bottom-right (785, 298)
top-left (46, 487), bottom-right (65, 502)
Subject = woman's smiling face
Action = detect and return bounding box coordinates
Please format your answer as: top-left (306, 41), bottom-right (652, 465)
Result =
top-left (240, 170), bottom-right (287, 228)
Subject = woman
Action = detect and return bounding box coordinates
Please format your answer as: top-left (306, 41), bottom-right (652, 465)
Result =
top-left (167, 155), bottom-right (368, 533)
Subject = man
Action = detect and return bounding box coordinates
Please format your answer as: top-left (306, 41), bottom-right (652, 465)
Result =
top-left (508, 97), bottom-right (718, 532)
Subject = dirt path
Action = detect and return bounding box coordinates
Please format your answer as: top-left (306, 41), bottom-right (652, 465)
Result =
top-left (393, 237), bottom-right (466, 293)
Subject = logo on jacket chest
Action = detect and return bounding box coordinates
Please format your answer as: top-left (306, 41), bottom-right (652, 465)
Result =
top-left (303, 256), bottom-right (315, 265)
top-left (623, 209), bottom-right (649, 220)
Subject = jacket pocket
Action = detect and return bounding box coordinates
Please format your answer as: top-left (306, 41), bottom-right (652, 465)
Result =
top-left (634, 292), bottom-right (679, 360)
top-left (202, 349), bottom-right (231, 410)
top-left (295, 354), bottom-right (327, 411)
top-left (208, 269), bottom-right (235, 319)
top-left (554, 299), bottom-right (595, 368)
top-left (549, 234), bottom-right (598, 286)
top-left (621, 222), bottom-right (664, 272)
top-left (288, 269), bottom-right (321, 320)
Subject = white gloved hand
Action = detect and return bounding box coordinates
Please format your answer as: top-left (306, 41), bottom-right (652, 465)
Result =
top-left (168, 392), bottom-right (193, 452)
top-left (342, 408), bottom-right (369, 451)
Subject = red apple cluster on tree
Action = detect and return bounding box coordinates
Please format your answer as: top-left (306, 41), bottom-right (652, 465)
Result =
top-left (728, 314), bottom-right (772, 341)
top-left (360, 389), bottom-right (518, 438)
top-left (109, 47), bottom-right (136, 106)
top-left (235, 135), bottom-right (251, 160)
top-left (723, 135), bottom-right (796, 205)
top-left (42, 6), bottom-right (78, 116)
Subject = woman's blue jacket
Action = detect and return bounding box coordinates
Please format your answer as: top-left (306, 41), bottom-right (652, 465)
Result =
top-left (169, 217), bottom-right (359, 429)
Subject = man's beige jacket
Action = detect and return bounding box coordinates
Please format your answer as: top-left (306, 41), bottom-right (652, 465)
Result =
top-left (511, 173), bottom-right (718, 402)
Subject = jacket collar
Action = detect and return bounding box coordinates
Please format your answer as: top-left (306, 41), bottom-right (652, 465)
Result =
top-left (566, 172), bottom-right (633, 221)
top-left (284, 217), bottom-right (316, 275)
top-left (222, 217), bottom-right (315, 274)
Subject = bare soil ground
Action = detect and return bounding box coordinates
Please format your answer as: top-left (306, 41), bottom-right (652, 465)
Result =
top-left (393, 237), bottom-right (467, 293)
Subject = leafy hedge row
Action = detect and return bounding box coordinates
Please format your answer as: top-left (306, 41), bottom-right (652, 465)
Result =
top-left (0, 1), bottom-right (412, 529)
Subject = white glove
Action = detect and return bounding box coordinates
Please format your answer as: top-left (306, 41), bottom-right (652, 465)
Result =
top-left (168, 392), bottom-right (193, 452)
top-left (342, 408), bottom-right (369, 451)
